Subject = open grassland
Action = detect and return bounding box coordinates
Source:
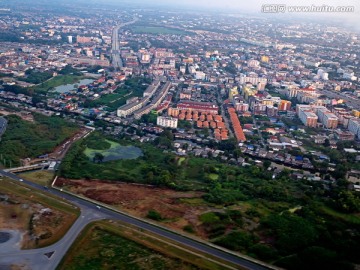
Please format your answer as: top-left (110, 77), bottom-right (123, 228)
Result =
top-left (0, 178), bottom-right (79, 248)
top-left (57, 220), bottom-right (241, 270)
top-left (84, 139), bottom-right (143, 162)
top-left (30, 74), bottom-right (85, 93)
top-left (19, 170), bottom-right (55, 186)
top-left (59, 133), bottom-right (360, 269)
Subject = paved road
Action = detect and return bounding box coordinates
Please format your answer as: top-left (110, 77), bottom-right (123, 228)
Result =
top-left (111, 19), bottom-right (138, 69)
top-left (321, 89), bottom-right (360, 110)
top-left (0, 170), bottom-right (274, 270)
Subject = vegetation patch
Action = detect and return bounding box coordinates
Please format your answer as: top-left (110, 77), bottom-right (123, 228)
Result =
top-left (84, 139), bottom-right (143, 162)
top-left (0, 178), bottom-right (79, 248)
top-left (0, 114), bottom-right (78, 167)
top-left (57, 220), bottom-right (237, 270)
top-left (30, 74), bottom-right (85, 93)
top-left (18, 171), bottom-right (55, 186)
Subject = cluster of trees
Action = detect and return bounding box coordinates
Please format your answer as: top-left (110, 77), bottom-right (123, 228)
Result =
top-left (0, 114), bottom-right (78, 167)
top-left (20, 70), bottom-right (53, 84)
top-left (59, 65), bottom-right (83, 76)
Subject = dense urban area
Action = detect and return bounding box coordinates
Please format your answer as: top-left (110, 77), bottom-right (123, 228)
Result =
top-left (0, 0), bottom-right (360, 270)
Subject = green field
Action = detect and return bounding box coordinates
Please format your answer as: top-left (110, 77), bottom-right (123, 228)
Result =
top-left (19, 171), bottom-right (55, 186)
top-left (84, 139), bottom-right (143, 162)
top-left (57, 220), bottom-right (239, 270)
top-left (131, 25), bottom-right (191, 35)
top-left (84, 77), bottom-right (150, 111)
top-left (31, 75), bottom-right (85, 93)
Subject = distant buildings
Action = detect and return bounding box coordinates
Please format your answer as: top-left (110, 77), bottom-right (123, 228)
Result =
top-left (169, 101), bottom-right (219, 116)
top-left (296, 105), bottom-right (338, 128)
top-left (66, 57), bottom-right (110, 67)
top-left (278, 100), bottom-right (292, 111)
top-left (228, 107), bottom-right (246, 142)
top-left (348, 118), bottom-right (360, 139)
top-left (157, 116), bottom-right (178, 128)
top-left (238, 73), bottom-right (267, 85)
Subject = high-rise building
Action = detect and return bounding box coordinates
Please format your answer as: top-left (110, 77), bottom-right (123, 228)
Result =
top-left (299, 110), bottom-right (318, 127)
top-left (229, 86), bottom-right (238, 100)
top-left (67, 35), bottom-right (73, 44)
top-left (278, 100), bottom-right (292, 111)
top-left (157, 116), bottom-right (178, 128)
top-left (348, 118), bottom-right (360, 139)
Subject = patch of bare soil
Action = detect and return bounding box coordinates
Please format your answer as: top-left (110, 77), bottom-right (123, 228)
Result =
top-left (58, 178), bottom-right (213, 236)
top-left (0, 192), bottom-right (69, 249)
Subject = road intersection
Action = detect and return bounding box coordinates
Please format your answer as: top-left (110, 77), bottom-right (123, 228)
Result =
top-left (0, 169), bottom-right (274, 270)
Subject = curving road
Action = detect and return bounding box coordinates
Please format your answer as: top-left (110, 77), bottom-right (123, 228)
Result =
top-left (0, 169), bottom-right (276, 270)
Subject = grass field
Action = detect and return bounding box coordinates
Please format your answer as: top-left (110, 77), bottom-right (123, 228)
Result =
top-left (19, 170), bottom-right (55, 186)
top-left (131, 25), bottom-right (191, 35)
top-left (84, 139), bottom-right (143, 162)
top-left (0, 177), bottom-right (79, 248)
top-left (84, 77), bottom-right (148, 111)
top-left (57, 220), bottom-right (241, 270)
top-left (31, 75), bottom-right (85, 93)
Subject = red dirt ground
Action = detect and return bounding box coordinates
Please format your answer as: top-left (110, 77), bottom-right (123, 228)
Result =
top-left (56, 178), bottom-right (212, 236)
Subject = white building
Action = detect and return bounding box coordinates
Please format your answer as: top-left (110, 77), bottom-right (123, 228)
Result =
top-left (157, 116), bottom-right (178, 128)
top-left (348, 118), bottom-right (360, 139)
top-left (238, 73), bottom-right (267, 85)
top-left (195, 71), bottom-right (206, 80)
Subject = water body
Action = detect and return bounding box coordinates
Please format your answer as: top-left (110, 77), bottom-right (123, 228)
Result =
top-left (0, 232), bottom-right (11, 243)
top-left (85, 140), bottom-right (143, 162)
top-left (52, 78), bottom-right (94, 93)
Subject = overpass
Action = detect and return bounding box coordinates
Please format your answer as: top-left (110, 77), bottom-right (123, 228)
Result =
top-left (4, 163), bottom-right (50, 173)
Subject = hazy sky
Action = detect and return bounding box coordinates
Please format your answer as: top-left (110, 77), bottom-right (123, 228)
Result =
top-left (121, 0), bottom-right (360, 31)
top-left (125, 0), bottom-right (359, 12)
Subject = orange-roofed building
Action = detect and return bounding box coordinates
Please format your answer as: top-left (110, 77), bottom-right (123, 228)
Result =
top-left (214, 115), bottom-right (222, 122)
top-left (197, 121), bottom-right (203, 128)
top-left (203, 121), bottom-right (209, 128)
top-left (210, 121), bottom-right (217, 129)
top-left (179, 114), bottom-right (185, 120)
top-left (207, 115), bottom-right (214, 121)
top-left (228, 107), bottom-right (246, 142)
top-left (217, 122), bottom-right (225, 129)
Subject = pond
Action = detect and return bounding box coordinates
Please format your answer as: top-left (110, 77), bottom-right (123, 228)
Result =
top-left (52, 78), bottom-right (94, 93)
top-left (84, 140), bottom-right (143, 162)
top-left (0, 232), bottom-right (11, 243)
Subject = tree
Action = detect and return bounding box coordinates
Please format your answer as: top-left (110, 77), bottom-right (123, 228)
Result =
top-left (263, 160), bottom-right (271, 169)
top-left (337, 191), bottom-right (360, 213)
top-left (324, 139), bottom-right (330, 147)
top-left (93, 152), bottom-right (104, 163)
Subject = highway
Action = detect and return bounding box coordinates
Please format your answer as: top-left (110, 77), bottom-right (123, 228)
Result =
top-left (111, 18), bottom-right (138, 69)
top-left (321, 89), bottom-right (360, 110)
top-left (0, 169), bottom-right (275, 270)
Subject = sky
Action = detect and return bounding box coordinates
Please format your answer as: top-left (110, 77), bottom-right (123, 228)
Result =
top-left (118, 0), bottom-right (360, 31)
top-left (118, 0), bottom-right (359, 13)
